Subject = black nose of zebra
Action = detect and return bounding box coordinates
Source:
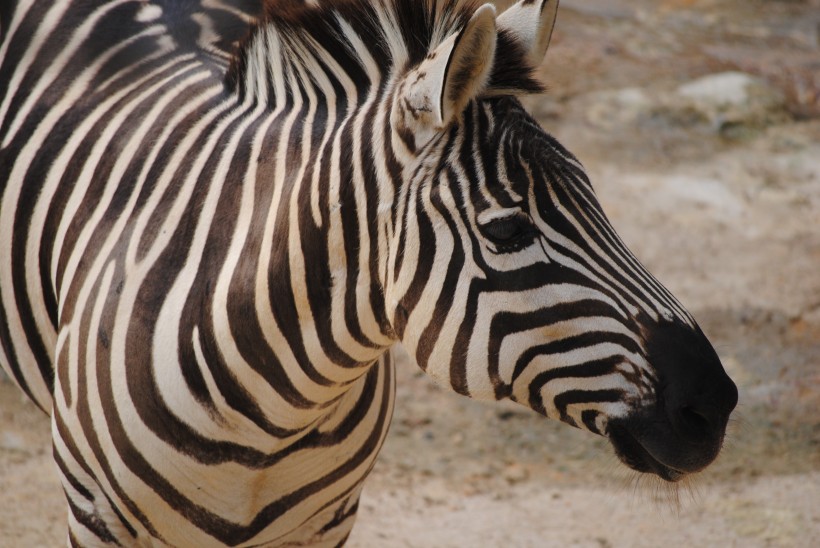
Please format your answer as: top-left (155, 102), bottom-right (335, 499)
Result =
top-left (607, 319), bottom-right (738, 481)
top-left (655, 319), bottom-right (738, 437)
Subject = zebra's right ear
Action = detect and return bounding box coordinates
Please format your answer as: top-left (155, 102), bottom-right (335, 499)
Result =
top-left (393, 4), bottom-right (497, 149)
top-left (496, 0), bottom-right (559, 68)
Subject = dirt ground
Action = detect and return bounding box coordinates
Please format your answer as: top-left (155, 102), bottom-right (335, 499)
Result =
top-left (1, 0), bottom-right (819, 546)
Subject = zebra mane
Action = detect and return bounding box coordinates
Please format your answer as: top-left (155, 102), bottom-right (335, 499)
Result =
top-left (226, 0), bottom-right (544, 105)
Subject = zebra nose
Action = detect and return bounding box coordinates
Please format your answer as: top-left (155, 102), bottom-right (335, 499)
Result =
top-left (607, 318), bottom-right (738, 479)
top-left (666, 378), bottom-right (738, 443)
top-left (649, 320), bottom-right (739, 443)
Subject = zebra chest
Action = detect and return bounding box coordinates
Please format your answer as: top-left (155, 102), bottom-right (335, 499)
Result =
top-left (53, 244), bottom-right (394, 544)
top-left (55, 336), bottom-right (392, 546)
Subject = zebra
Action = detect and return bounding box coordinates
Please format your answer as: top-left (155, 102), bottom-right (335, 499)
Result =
top-left (0, 0), bottom-right (739, 545)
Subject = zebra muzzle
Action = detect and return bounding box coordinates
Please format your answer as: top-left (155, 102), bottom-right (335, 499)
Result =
top-left (607, 319), bottom-right (739, 481)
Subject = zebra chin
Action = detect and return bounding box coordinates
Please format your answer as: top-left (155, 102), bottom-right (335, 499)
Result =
top-left (606, 418), bottom-right (724, 482)
top-left (606, 319), bottom-right (739, 481)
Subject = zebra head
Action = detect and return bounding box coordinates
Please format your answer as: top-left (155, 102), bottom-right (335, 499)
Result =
top-left (385, 0), bottom-right (737, 481)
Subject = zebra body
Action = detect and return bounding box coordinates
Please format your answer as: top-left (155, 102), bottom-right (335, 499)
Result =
top-left (0, 1), bottom-right (737, 546)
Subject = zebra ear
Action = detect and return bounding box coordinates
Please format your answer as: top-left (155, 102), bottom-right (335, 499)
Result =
top-left (397, 4), bottom-right (497, 134)
top-left (496, 0), bottom-right (559, 67)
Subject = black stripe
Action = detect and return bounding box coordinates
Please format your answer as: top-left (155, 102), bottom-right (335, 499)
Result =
top-left (66, 495), bottom-right (121, 545)
top-left (551, 388), bottom-right (625, 423)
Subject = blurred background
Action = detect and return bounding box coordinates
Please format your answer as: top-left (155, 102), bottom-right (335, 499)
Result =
top-left (2, 0), bottom-right (819, 546)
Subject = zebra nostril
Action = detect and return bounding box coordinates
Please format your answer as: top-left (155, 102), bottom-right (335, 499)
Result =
top-left (676, 404), bottom-right (714, 437)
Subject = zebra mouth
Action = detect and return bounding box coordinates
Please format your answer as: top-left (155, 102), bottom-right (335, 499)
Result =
top-left (607, 424), bottom-right (685, 482)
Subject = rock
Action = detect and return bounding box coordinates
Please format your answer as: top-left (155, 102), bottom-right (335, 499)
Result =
top-left (659, 174), bottom-right (745, 217)
top-left (672, 71), bottom-right (790, 137)
top-left (677, 71), bottom-right (764, 107)
top-left (583, 87), bottom-right (654, 130)
top-left (502, 463), bottom-right (529, 484)
top-left (0, 432), bottom-right (26, 452)
top-left (577, 72), bottom-right (791, 139)
top-left (419, 480), bottom-right (451, 505)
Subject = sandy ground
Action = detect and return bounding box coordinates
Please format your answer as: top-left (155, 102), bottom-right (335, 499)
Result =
top-left (2, 0), bottom-right (819, 546)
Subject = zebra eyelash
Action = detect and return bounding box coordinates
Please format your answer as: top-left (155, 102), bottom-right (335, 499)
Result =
top-left (478, 210), bottom-right (538, 253)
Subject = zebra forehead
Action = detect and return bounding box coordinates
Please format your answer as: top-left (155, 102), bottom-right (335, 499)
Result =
top-left (450, 99), bottom-right (581, 183)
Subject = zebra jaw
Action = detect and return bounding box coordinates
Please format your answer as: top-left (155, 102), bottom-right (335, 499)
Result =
top-left (608, 424), bottom-right (689, 482)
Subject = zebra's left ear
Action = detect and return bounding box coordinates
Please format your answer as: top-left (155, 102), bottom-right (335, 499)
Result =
top-left (496, 0), bottom-right (559, 67)
top-left (393, 4), bottom-right (497, 148)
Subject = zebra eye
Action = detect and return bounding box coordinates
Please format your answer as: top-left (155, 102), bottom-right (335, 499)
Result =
top-left (481, 212), bottom-right (533, 246)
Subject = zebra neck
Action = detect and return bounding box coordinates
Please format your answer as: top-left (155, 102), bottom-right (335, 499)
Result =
top-left (212, 88), bottom-right (399, 435)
